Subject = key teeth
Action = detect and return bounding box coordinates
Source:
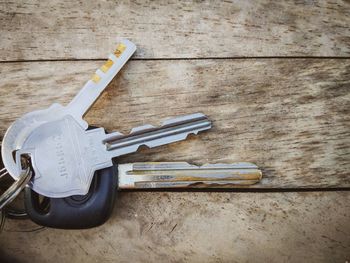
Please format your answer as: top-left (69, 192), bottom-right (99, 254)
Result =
top-left (104, 112), bottom-right (212, 154)
top-left (107, 112), bottom-right (210, 139)
top-left (136, 144), bottom-right (150, 152)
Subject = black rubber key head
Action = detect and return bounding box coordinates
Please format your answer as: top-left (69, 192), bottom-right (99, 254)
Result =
top-left (24, 165), bottom-right (118, 229)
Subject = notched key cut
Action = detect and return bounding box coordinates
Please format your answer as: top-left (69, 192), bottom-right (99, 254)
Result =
top-left (118, 162), bottom-right (262, 189)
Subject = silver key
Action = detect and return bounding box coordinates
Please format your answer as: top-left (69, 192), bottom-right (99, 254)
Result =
top-left (17, 113), bottom-right (211, 197)
top-left (2, 40), bottom-right (136, 180)
top-left (118, 162), bottom-right (262, 189)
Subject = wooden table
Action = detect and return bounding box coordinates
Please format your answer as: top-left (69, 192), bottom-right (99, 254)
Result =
top-left (0, 1), bottom-right (349, 262)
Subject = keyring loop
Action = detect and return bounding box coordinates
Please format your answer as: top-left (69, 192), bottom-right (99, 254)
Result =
top-left (0, 167), bottom-right (32, 210)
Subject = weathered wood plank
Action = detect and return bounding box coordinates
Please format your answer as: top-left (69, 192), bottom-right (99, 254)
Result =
top-left (0, 191), bottom-right (349, 263)
top-left (0, 0), bottom-right (349, 61)
top-left (0, 59), bottom-right (349, 188)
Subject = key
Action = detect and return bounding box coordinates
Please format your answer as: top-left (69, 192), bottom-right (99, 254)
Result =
top-left (24, 162), bottom-right (262, 229)
top-left (17, 113), bottom-right (211, 197)
top-left (118, 162), bottom-right (262, 189)
top-left (2, 39), bottom-right (136, 181)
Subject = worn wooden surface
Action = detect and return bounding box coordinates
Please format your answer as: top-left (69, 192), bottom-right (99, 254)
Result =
top-left (1, 191), bottom-right (349, 263)
top-left (0, 0), bottom-right (349, 262)
top-left (0, 59), bottom-right (349, 188)
top-left (0, 0), bottom-right (350, 60)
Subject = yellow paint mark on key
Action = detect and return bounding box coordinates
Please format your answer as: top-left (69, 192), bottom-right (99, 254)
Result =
top-left (91, 73), bottom-right (101, 83)
top-left (114, 43), bottom-right (126, 57)
top-left (100, 59), bottom-right (114, 73)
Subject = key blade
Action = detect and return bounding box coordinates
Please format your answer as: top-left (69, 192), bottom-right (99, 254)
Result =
top-left (118, 162), bottom-right (262, 189)
top-left (67, 39), bottom-right (136, 118)
top-left (104, 113), bottom-right (211, 157)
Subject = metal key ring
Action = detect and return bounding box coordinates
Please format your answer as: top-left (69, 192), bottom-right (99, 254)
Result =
top-left (0, 167), bottom-right (32, 210)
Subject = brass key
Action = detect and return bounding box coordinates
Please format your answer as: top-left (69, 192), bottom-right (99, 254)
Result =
top-left (118, 162), bottom-right (262, 189)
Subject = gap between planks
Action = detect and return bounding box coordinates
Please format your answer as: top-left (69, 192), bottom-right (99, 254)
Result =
top-left (1, 56), bottom-right (350, 64)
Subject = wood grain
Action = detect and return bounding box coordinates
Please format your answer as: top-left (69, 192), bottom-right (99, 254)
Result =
top-left (0, 59), bottom-right (349, 188)
top-left (0, 191), bottom-right (349, 263)
top-left (1, 1), bottom-right (349, 261)
top-left (0, 0), bottom-right (349, 61)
